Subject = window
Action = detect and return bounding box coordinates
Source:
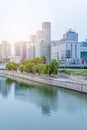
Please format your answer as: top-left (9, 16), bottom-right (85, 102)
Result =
top-left (65, 50), bottom-right (71, 58)
top-left (81, 52), bottom-right (87, 60)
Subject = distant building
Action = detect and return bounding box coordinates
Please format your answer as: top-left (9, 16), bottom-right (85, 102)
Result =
top-left (35, 22), bottom-right (51, 62)
top-left (35, 30), bottom-right (45, 58)
top-left (26, 22), bottom-right (51, 62)
top-left (51, 40), bottom-right (58, 61)
top-left (51, 29), bottom-right (87, 65)
top-left (14, 41), bottom-right (27, 62)
top-left (51, 40), bottom-right (58, 46)
top-left (26, 35), bottom-right (36, 60)
top-left (0, 41), bottom-right (11, 63)
top-left (79, 40), bottom-right (87, 64)
top-left (42, 22), bottom-right (51, 43)
top-left (63, 28), bottom-right (78, 41)
top-left (10, 55), bottom-right (22, 63)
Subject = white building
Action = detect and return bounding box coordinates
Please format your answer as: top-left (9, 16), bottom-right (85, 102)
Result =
top-left (51, 29), bottom-right (87, 65)
top-left (63, 28), bottom-right (78, 41)
top-left (51, 40), bottom-right (59, 61)
top-left (80, 40), bottom-right (87, 64)
top-left (0, 41), bottom-right (11, 63)
top-left (10, 55), bottom-right (22, 63)
top-left (42, 22), bottom-right (51, 43)
top-left (14, 41), bottom-right (27, 62)
top-left (26, 35), bottom-right (36, 60)
top-left (35, 22), bottom-right (51, 62)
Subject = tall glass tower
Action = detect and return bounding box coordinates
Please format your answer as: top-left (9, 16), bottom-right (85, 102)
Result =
top-left (42, 22), bottom-right (51, 43)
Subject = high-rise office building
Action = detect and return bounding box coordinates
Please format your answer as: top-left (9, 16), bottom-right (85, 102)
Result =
top-left (26, 35), bottom-right (36, 60)
top-left (0, 41), bottom-right (11, 62)
top-left (35, 22), bottom-right (51, 62)
top-left (14, 41), bottom-right (26, 62)
top-left (42, 22), bottom-right (51, 43)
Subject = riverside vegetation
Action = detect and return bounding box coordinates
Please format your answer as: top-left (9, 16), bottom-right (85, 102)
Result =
top-left (59, 69), bottom-right (87, 76)
top-left (6, 57), bottom-right (58, 76)
top-left (6, 57), bottom-right (87, 76)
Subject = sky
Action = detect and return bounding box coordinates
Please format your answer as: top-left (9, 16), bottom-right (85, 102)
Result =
top-left (0, 0), bottom-right (87, 43)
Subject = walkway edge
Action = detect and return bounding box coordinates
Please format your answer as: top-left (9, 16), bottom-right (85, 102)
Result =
top-left (0, 70), bottom-right (87, 94)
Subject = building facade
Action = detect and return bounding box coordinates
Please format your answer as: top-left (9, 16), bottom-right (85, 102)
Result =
top-left (0, 41), bottom-right (11, 63)
top-left (80, 40), bottom-right (87, 64)
top-left (26, 35), bottom-right (36, 60)
top-left (35, 22), bottom-right (51, 62)
top-left (51, 29), bottom-right (87, 65)
top-left (14, 41), bottom-right (27, 62)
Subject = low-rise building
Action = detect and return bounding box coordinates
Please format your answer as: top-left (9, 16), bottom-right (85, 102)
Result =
top-left (51, 29), bottom-right (87, 65)
top-left (80, 40), bottom-right (87, 64)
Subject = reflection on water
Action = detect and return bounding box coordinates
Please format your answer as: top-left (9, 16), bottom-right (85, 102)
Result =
top-left (0, 77), bottom-right (58, 116)
top-left (0, 77), bottom-right (87, 116)
top-left (0, 77), bottom-right (11, 97)
top-left (15, 82), bottom-right (58, 116)
top-left (0, 77), bottom-right (87, 130)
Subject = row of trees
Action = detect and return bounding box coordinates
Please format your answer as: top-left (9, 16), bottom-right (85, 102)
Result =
top-left (6, 57), bottom-right (59, 76)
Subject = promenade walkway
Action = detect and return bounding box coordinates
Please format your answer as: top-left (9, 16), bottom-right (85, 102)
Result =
top-left (0, 70), bottom-right (87, 94)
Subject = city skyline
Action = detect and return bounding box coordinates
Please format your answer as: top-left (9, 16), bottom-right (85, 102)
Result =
top-left (0, 0), bottom-right (87, 43)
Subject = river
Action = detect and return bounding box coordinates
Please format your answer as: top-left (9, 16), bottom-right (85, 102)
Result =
top-left (0, 76), bottom-right (87, 130)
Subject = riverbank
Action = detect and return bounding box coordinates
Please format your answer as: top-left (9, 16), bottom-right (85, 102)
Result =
top-left (0, 70), bottom-right (87, 93)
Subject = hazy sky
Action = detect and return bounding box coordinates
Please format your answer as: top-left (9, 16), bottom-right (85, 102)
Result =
top-left (0, 0), bottom-right (87, 43)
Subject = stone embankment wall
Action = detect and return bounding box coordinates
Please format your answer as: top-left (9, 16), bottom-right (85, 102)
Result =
top-left (58, 73), bottom-right (87, 85)
top-left (0, 70), bottom-right (87, 94)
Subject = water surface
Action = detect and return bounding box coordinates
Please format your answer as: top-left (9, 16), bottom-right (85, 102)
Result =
top-left (0, 76), bottom-right (87, 130)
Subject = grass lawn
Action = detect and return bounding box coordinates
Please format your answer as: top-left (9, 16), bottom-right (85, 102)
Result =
top-left (59, 69), bottom-right (87, 76)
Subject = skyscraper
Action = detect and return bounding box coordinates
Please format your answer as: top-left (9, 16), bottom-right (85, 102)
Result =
top-left (35, 22), bottom-right (51, 62)
top-left (0, 41), bottom-right (11, 63)
top-left (26, 35), bottom-right (36, 60)
top-left (42, 22), bottom-right (51, 43)
top-left (14, 41), bottom-right (26, 62)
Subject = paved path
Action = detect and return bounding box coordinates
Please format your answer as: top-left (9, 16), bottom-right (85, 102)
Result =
top-left (0, 70), bottom-right (87, 93)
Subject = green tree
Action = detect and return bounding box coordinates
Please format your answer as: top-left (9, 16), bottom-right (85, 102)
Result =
top-left (32, 64), bottom-right (39, 74)
top-left (32, 57), bottom-right (41, 65)
top-left (50, 59), bottom-right (59, 76)
top-left (38, 64), bottom-right (46, 74)
top-left (43, 63), bottom-right (50, 75)
top-left (24, 62), bottom-right (33, 73)
top-left (23, 60), bottom-right (31, 65)
top-left (41, 56), bottom-right (46, 64)
top-left (6, 62), bottom-right (18, 70)
top-left (19, 65), bottom-right (24, 72)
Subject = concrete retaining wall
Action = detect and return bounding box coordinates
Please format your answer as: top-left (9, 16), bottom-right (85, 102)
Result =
top-left (58, 73), bottom-right (87, 85)
top-left (0, 70), bottom-right (87, 94)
